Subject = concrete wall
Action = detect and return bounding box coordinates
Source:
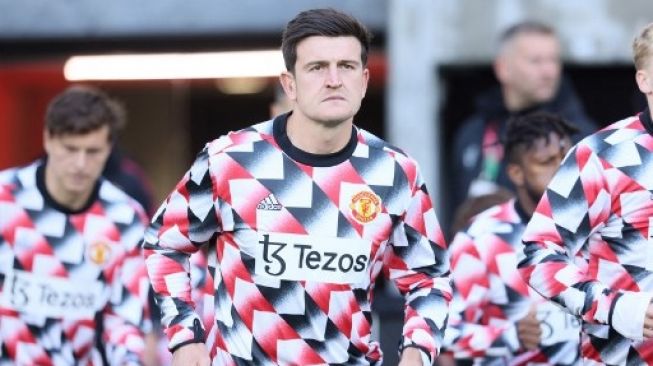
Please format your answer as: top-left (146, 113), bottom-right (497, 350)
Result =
top-left (0, 0), bottom-right (388, 38)
top-left (430, 0), bottom-right (653, 64)
top-left (2, 0), bottom-right (652, 63)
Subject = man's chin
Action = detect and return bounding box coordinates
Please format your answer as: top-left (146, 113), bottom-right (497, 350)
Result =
top-left (65, 183), bottom-right (93, 196)
top-left (536, 88), bottom-right (558, 102)
top-left (314, 111), bottom-right (355, 127)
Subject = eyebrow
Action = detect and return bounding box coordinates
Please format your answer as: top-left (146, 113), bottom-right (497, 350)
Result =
top-left (303, 59), bottom-right (361, 69)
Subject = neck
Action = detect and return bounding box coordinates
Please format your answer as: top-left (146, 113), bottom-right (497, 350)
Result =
top-left (44, 164), bottom-right (93, 211)
top-left (503, 88), bottom-right (532, 112)
top-left (515, 188), bottom-right (536, 217)
top-left (285, 113), bottom-right (353, 154)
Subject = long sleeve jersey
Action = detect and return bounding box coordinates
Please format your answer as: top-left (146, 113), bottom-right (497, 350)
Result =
top-left (143, 114), bottom-right (451, 365)
top-left (447, 200), bottom-right (580, 365)
top-left (0, 160), bottom-right (151, 365)
top-left (519, 109), bottom-right (653, 365)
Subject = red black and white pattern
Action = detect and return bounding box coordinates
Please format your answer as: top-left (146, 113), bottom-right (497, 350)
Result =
top-left (519, 110), bottom-right (653, 365)
top-left (155, 250), bottom-right (215, 365)
top-left (143, 115), bottom-right (451, 365)
top-left (446, 200), bottom-right (580, 365)
top-left (0, 161), bottom-right (151, 365)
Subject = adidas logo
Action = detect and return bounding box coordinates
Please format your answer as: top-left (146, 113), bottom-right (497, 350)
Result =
top-left (257, 194), bottom-right (282, 211)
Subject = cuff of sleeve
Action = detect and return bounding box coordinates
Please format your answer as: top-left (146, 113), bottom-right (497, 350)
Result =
top-left (611, 291), bottom-right (653, 341)
top-left (168, 318), bottom-right (206, 353)
top-left (419, 349), bottom-right (431, 366)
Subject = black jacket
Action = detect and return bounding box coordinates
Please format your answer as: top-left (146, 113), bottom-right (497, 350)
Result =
top-left (449, 78), bottom-right (597, 221)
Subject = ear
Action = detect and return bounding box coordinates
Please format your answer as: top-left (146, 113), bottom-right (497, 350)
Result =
top-left (636, 69), bottom-right (652, 95)
top-left (43, 130), bottom-right (52, 154)
top-left (361, 68), bottom-right (370, 98)
top-left (493, 56), bottom-right (509, 84)
top-left (506, 162), bottom-right (525, 187)
top-left (279, 72), bottom-right (297, 101)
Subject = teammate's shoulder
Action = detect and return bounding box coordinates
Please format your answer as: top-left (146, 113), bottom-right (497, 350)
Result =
top-left (204, 119), bottom-right (274, 156)
top-left (463, 200), bottom-right (517, 235)
top-left (98, 179), bottom-right (148, 216)
top-left (576, 114), bottom-right (646, 154)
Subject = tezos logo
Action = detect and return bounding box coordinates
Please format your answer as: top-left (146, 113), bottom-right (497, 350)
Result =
top-left (257, 234), bottom-right (368, 281)
top-left (349, 191), bottom-right (381, 224)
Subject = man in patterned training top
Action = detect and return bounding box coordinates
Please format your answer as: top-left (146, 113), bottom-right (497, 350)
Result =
top-left (0, 86), bottom-right (151, 365)
top-left (446, 112), bottom-right (581, 365)
top-left (143, 8), bottom-right (451, 366)
top-left (518, 22), bottom-right (653, 365)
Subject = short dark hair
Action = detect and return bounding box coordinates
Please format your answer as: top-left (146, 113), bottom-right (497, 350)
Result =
top-left (45, 85), bottom-right (125, 141)
top-left (281, 8), bottom-right (372, 73)
top-left (498, 20), bottom-right (556, 51)
top-left (504, 111), bottom-right (578, 164)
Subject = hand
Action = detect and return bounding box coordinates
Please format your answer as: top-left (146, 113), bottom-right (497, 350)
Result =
top-left (643, 303), bottom-right (653, 338)
top-left (172, 343), bottom-right (211, 366)
top-left (516, 306), bottom-right (541, 350)
top-left (398, 347), bottom-right (429, 366)
top-left (433, 352), bottom-right (456, 366)
top-left (143, 332), bottom-right (162, 366)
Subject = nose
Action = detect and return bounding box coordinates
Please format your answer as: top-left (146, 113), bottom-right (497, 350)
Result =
top-left (73, 151), bottom-right (88, 169)
top-left (326, 66), bottom-right (342, 88)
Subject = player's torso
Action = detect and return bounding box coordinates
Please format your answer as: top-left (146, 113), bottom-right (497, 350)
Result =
top-left (460, 202), bottom-right (581, 365)
top-left (0, 166), bottom-right (142, 365)
top-left (576, 122), bottom-right (653, 365)
top-left (582, 124), bottom-right (653, 293)
top-left (206, 136), bottom-right (409, 365)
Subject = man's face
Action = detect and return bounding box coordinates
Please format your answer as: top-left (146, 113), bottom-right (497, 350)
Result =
top-left (516, 132), bottom-right (571, 202)
top-left (498, 33), bottom-right (561, 108)
top-left (281, 36), bottom-right (369, 127)
top-left (43, 125), bottom-right (112, 199)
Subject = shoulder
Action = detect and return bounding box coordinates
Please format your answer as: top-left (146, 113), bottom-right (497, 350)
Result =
top-left (356, 127), bottom-right (405, 155)
top-left (204, 119), bottom-right (274, 157)
top-left (0, 166), bottom-right (20, 185)
top-left (574, 114), bottom-right (644, 157)
top-left (356, 127), bottom-right (421, 176)
top-left (98, 179), bottom-right (148, 223)
top-left (0, 161), bottom-right (39, 189)
top-left (462, 200), bottom-right (516, 235)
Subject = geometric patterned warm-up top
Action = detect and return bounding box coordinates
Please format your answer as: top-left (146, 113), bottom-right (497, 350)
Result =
top-left (448, 200), bottom-right (580, 365)
top-left (143, 113), bottom-right (451, 365)
top-left (520, 109), bottom-right (653, 365)
top-left (0, 161), bottom-right (151, 366)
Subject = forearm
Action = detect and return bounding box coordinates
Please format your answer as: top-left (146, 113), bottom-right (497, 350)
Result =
top-left (144, 248), bottom-right (204, 350)
top-left (446, 320), bottom-right (519, 359)
top-left (520, 241), bottom-right (603, 318)
top-left (102, 313), bottom-right (147, 365)
top-left (400, 277), bottom-right (451, 360)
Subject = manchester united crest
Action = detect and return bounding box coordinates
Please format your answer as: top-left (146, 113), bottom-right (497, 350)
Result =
top-left (88, 241), bottom-right (112, 265)
top-left (349, 191), bottom-right (381, 224)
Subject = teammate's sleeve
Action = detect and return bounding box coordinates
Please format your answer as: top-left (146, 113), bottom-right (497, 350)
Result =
top-left (385, 163), bottom-right (452, 363)
top-left (518, 143), bottom-right (653, 341)
top-left (102, 205), bottom-right (153, 365)
top-left (143, 146), bottom-right (220, 352)
top-left (445, 231), bottom-right (520, 359)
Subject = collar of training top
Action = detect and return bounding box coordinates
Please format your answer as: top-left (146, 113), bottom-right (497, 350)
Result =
top-left (641, 107), bottom-right (653, 137)
top-left (273, 112), bottom-right (358, 168)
